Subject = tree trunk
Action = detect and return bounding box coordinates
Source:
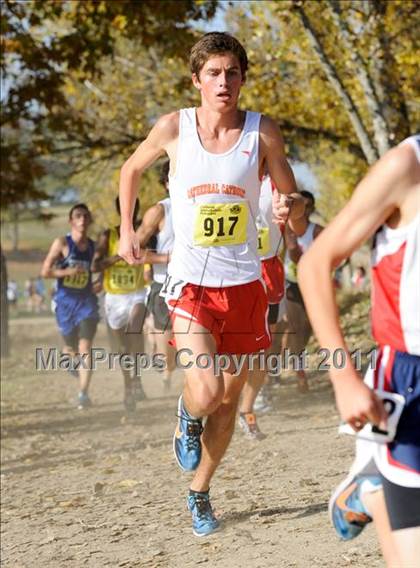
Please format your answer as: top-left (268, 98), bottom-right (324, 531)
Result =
top-left (11, 204), bottom-right (19, 252)
top-left (1, 247), bottom-right (10, 358)
top-left (367, 1), bottom-right (411, 144)
top-left (296, 5), bottom-right (379, 164)
top-left (328, 0), bottom-right (392, 156)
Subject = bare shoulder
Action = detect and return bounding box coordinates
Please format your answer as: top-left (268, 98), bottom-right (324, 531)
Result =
top-left (152, 111), bottom-right (180, 142)
top-left (260, 114), bottom-right (281, 134)
top-left (374, 143), bottom-right (419, 184)
top-left (54, 236), bottom-right (67, 250)
top-left (45, 236), bottom-right (66, 259)
top-left (259, 115), bottom-right (285, 149)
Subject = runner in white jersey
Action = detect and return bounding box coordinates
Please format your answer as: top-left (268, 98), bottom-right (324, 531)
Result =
top-left (118, 32), bottom-right (304, 537)
top-left (238, 174), bottom-right (286, 439)
top-left (282, 191), bottom-right (323, 392)
top-left (136, 161), bottom-right (176, 390)
top-left (298, 135), bottom-right (420, 566)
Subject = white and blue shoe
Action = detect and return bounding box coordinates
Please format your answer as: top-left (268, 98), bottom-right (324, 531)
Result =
top-left (187, 490), bottom-right (220, 537)
top-left (329, 474), bottom-right (382, 540)
top-left (173, 396), bottom-right (203, 471)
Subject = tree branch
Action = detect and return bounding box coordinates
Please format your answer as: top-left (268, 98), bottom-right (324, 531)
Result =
top-left (279, 120), bottom-right (365, 160)
top-left (328, 0), bottom-right (391, 155)
top-left (295, 4), bottom-right (378, 164)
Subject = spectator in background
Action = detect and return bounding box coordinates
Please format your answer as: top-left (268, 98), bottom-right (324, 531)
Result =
top-left (7, 280), bottom-right (18, 312)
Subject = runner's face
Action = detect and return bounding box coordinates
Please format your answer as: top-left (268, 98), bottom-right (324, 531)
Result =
top-left (192, 53), bottom-right (244, 111)
top-left (70, 209), bottom-right (91, 233)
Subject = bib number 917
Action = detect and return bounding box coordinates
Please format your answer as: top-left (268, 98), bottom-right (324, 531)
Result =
top-left (194, 203), bottom-right (248, 247)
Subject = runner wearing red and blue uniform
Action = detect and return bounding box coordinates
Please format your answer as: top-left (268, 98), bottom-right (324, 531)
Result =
top-left (299, 135), bottom-right (420, 567)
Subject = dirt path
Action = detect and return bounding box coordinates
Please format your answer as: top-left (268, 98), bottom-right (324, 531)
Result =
top-left (1, 319), bottom-right (382, 567)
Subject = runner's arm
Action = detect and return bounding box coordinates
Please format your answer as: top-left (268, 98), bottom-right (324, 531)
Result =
top-left (260, 116), bottom-right (305, 226)
top-left (40, 238), bottom-right (82, 279)
top-left (91, 230), bottom-right (119, 272)
top-left (285, 224), bottom-right (323, 264)
top-left (297, 147), bottom-right (413, 428)
top-left (136, 203), bottom-right (163, 247)
top-left (135, 204), bottom-right (171, 265)
top-left (119, 112), bottom-right (178, 264)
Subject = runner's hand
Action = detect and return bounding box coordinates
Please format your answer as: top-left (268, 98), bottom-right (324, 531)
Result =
top-left (118, 228), bottom-right (141, 265)
top-left (272, 190), bottom-right (293, 227)
top-left (333, 373), bottom-right (388, 432)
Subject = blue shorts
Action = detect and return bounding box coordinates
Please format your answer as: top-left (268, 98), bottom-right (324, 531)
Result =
top-left (387, 350), bottom-right (420, 473)
top-left (55, 292), bottom-right (99, 338)
top-left (369, 346), bottom-right (420, 486)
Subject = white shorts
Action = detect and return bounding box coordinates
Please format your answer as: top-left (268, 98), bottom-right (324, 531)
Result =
top-left (105, 290), bottom-right (147, 330)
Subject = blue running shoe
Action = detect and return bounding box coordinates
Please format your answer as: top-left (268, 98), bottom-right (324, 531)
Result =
top-left (173, 396), bottom-right (203, 471)
top-left (329, 474), bottom-right (382, 540)
top-left (187, 490), bottom-right (220, 537)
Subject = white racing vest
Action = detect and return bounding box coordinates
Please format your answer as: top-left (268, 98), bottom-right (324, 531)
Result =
top-left (285, 222), bottom-right (316, 283)
top-left (167, 108), bottom-right (261, 287)
top-left (257, 176), bottom-right (285, 260)
top-left (152, 197), bottom-right (174, 285)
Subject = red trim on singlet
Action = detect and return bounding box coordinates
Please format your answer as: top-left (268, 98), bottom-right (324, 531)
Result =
top-left (373, 349), bottom-right (383, 390)
top-left (371, 242), bottom-right (407, 352)
top-left (383, 348), bottom-right (396, 392)
top-left (387, 447), bottom-right (420, 473)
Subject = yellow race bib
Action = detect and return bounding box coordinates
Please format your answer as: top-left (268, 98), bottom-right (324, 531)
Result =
top-left (108, 266), bottom-right (137, 292)
top-left (103, 228), bottom-right (144, 294)
top-left (63, 271), bottom-right (89, 289)
top-left (257, 227), bottom-right (270, 257)
top-left (193, 203), bottom-right (248, 247)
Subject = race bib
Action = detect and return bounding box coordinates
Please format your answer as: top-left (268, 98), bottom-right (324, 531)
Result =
top-left (193, 203), bottom-right (248, 247)
top-left (63, 271), bottom-right (89, 289)
top-left (257, 227), bottom-right (270, 257)
top-left (339, 390), bottom-right (406, 443)
top-left (160, 275), bottom-right (185, 302)
top-left (109, 266), bottom-right (137, 291)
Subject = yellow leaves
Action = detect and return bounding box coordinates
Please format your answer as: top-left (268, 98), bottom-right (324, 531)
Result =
top-left (97, 1), bottom-right (108, 15)
top-left (395, 52), bottom-right (420, 67)
top-left (63, 81), bottom-right (77, 97)
top-left (112, 14), bottom-right (127, 31)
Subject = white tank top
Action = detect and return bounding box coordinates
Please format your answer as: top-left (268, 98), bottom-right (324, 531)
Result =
top-left (153, 198), bottom-right (174, 284)
top-left (257, 176), bottom-right (284, 260)
top-left (167, 107), bottom-right (261, 287)
top-left (285, 222), bottom-right (316, 283)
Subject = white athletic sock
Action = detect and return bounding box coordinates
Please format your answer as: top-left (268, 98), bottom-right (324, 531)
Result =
top-left (359, 478), bottom-right (382, 516)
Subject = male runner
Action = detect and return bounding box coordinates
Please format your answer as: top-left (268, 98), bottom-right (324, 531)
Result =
top-left (283, 191), bottom-right (323, 392)
top-left (298, 136), bottom-right (420, 566)
top-left (136, 161), bottom-right (176, 390)
top-left (118, 32), bottom-right (304, 536)
top-left (238, 174), bottom-right (285, 439)
top-left (41, 203), bottom-right (99, 409)
top-left (92, 197), bottom-right (151, 411)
